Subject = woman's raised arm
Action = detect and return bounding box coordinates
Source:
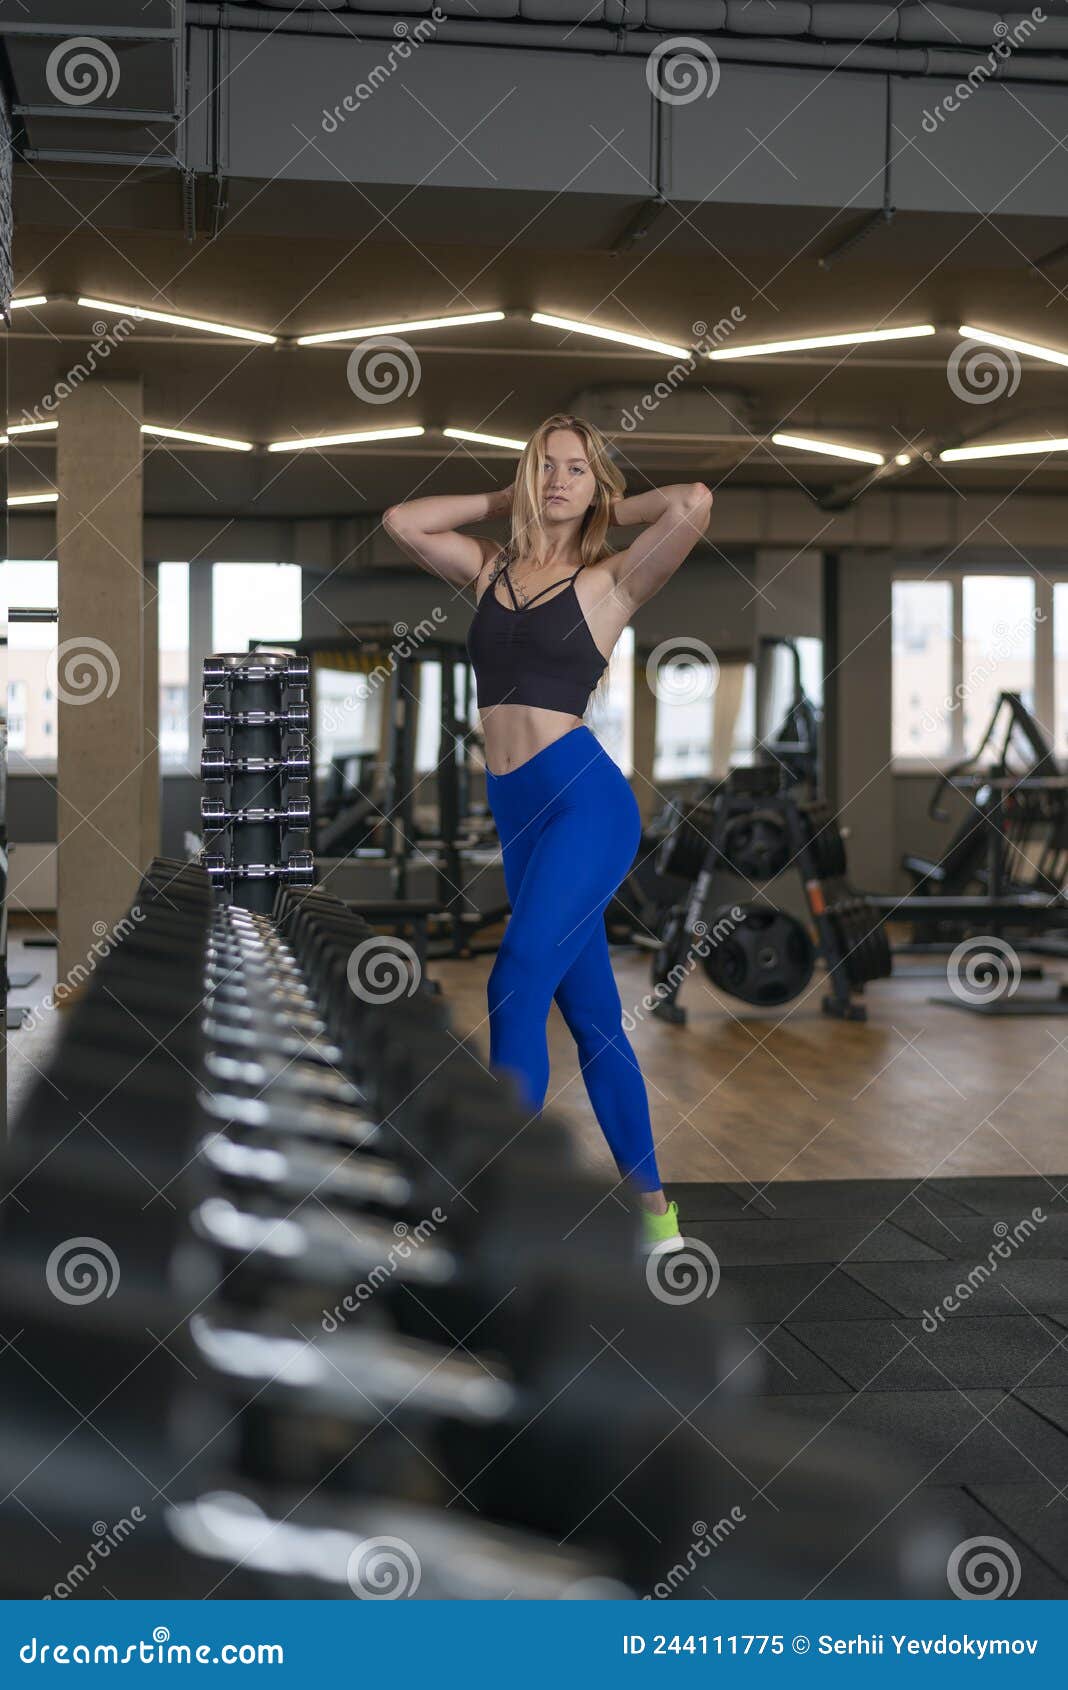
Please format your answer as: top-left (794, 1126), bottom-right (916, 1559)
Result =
top-left (383, 485), bottom-right (513, 591)
top-left (604, 482), bottom-right (713, 613)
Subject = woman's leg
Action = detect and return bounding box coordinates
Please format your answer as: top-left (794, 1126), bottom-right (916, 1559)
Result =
top-left (486, 795), bottom-right (637, 1117)
top-left (553, 925), bottom-right (663, 1195)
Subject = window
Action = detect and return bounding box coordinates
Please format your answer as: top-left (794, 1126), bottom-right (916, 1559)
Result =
top-left (158, 562), bottom-right (190, 767)
top-left (893, 573), bottom-right (1046, 766)
top-left (212, 563), bottom-right (302, 652)
top-left (314, 664), bottom-right (384, 779)
top-left (1056, 582), bottom-right (1068, 759)
top-left (653, 650), bottom-right (717, 782)
top-left (2, 560), bottom-right (59, 765)
top-left (587, 626), bottom-right (634, 774)
top-left (961, 574), bottom-right (1035, 752)
top-left (892, 580), bottom-right (953, 761)
top-left (652, 652), bottom-right (754, 782)
top-left (730, 663), bottom-right (756, 767)
top-left (796, 636), bottom-right (823, 709)
top-left (6, 680), bottom-right (27, 750)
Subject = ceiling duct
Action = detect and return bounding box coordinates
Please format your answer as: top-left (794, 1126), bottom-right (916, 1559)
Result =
top-left (567, 383), bottom-right (753, 440)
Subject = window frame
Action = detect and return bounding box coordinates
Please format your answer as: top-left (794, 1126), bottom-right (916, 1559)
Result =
top-left (891, 566), bottom-right (1055, 774)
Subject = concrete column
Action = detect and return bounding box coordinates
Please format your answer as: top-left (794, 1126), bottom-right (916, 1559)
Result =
top-left (751, 548), bottom-right (824, 646)
top-left (56, 378), bottom-right (148, 990)
top-left (188, 562), bottom-right (214, 773)
top-left (836, 549), bottom-right (895, 891)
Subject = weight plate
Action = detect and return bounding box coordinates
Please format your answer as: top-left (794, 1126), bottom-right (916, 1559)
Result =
top-left (701, 903), bottom-right (815, 1007)
top-left (719, 809), bottom-right (790, 882)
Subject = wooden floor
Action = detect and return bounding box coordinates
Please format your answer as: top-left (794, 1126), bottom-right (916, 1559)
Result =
top-left (435, 933), bottom-right (1068, 1191)
top-left (7, 919), bottom-right (1065, 1190)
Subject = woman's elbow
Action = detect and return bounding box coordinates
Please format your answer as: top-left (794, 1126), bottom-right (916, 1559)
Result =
top-left (383, 504), bottom-right (414, 540)
top-left (673, 482), bottom-right (713, 530)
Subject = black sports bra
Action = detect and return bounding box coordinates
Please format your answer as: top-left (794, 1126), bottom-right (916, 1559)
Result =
top-left (465, 544), bottom-right (609, 717)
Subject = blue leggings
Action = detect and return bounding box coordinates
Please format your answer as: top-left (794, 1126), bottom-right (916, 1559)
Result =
top-left (484, 724), bottom-right (663, 1194)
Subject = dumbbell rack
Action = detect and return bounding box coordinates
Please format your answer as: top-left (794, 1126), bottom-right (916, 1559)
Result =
top-left (0, 860), bottom-right (951, 1600)
top-left (200, 650), bottom-right (314, 912)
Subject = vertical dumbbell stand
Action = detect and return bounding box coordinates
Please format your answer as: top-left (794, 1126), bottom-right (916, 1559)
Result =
top-left (199, 651), bottom-right (314, 912)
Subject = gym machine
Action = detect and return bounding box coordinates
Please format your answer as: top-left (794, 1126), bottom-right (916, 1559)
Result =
top-left (754, 635), bottom-right (822, 796)
top-left (651, 765), bottom-right (891, 1023)
top-left (0, 860), bottom-right (954, 1598)
top-left (900, 692), bottom-right (1066, 932)
top-left (883, 692), bottom-right (1068, 1012)
top-left (304, 634), bottom-right (511, 962)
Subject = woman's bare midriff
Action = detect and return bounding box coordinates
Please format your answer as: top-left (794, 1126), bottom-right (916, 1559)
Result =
top-left (479, 703), bottom-right (584, 777)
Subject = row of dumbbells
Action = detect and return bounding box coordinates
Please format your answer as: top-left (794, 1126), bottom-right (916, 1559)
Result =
top-left (0, 862), bottom-right (953, 1598)
top-left (200, 652), bottom-right (315, 911)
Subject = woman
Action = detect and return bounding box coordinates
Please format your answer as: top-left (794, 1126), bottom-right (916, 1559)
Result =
top-left (384, 413), bottom-right (712, 1254)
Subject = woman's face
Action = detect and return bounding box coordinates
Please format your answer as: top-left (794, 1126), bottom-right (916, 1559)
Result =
top-left (538, 429), bottom-right (597, 521)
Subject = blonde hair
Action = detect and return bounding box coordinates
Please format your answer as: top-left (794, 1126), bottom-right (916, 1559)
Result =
top-left (499, 414), bottom-right (626, 711)
top-left (506, 412), bottom-right (626, 571)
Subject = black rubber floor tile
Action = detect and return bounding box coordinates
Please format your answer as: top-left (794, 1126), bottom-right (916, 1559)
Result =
top-left (789, 1315), bottom-right (1068, 1393)
top-left (1014, 1387), bottom-right (1068, 1436)
top-left (894, 1213), bottom-right (1068, 1261)
top-left (845, 1259), bottom-right (1068, 1323)
top-left (971, 1483), bottom-right (1068, 1587)
top-left (710, 1264), bottom-right (902, 1324)
top-left (755, 1390), bottom-right (1068, 1484)
top-left (687, 1217), bottom-right (942, 1267)
top-left (725, 1179), bottom-right (974, 1224)
top-left (722, 1323), bottom-right (852, 1394)
top-left (933, 1176), bottom-right (1068, 1216)
top-left (666, 1182), bottom-right (762, 1221)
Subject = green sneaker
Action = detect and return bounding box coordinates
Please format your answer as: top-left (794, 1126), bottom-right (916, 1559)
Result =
top-left (642, 1199), bottom-right (684, 1256)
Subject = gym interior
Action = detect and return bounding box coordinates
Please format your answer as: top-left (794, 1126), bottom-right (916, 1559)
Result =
top-left (2, 0), bottom-right (1068, 1606)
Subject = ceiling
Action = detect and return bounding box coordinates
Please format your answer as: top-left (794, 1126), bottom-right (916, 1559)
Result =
top-left (5, 1), bottom-right (1068, 533)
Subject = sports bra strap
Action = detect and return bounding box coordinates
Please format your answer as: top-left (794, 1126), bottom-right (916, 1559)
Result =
top-left (504, 563), bottom-right (582, 609)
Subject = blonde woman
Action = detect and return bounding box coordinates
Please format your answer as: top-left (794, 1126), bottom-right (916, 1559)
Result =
top-left (385, 414), bottom-right (712, 1253)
